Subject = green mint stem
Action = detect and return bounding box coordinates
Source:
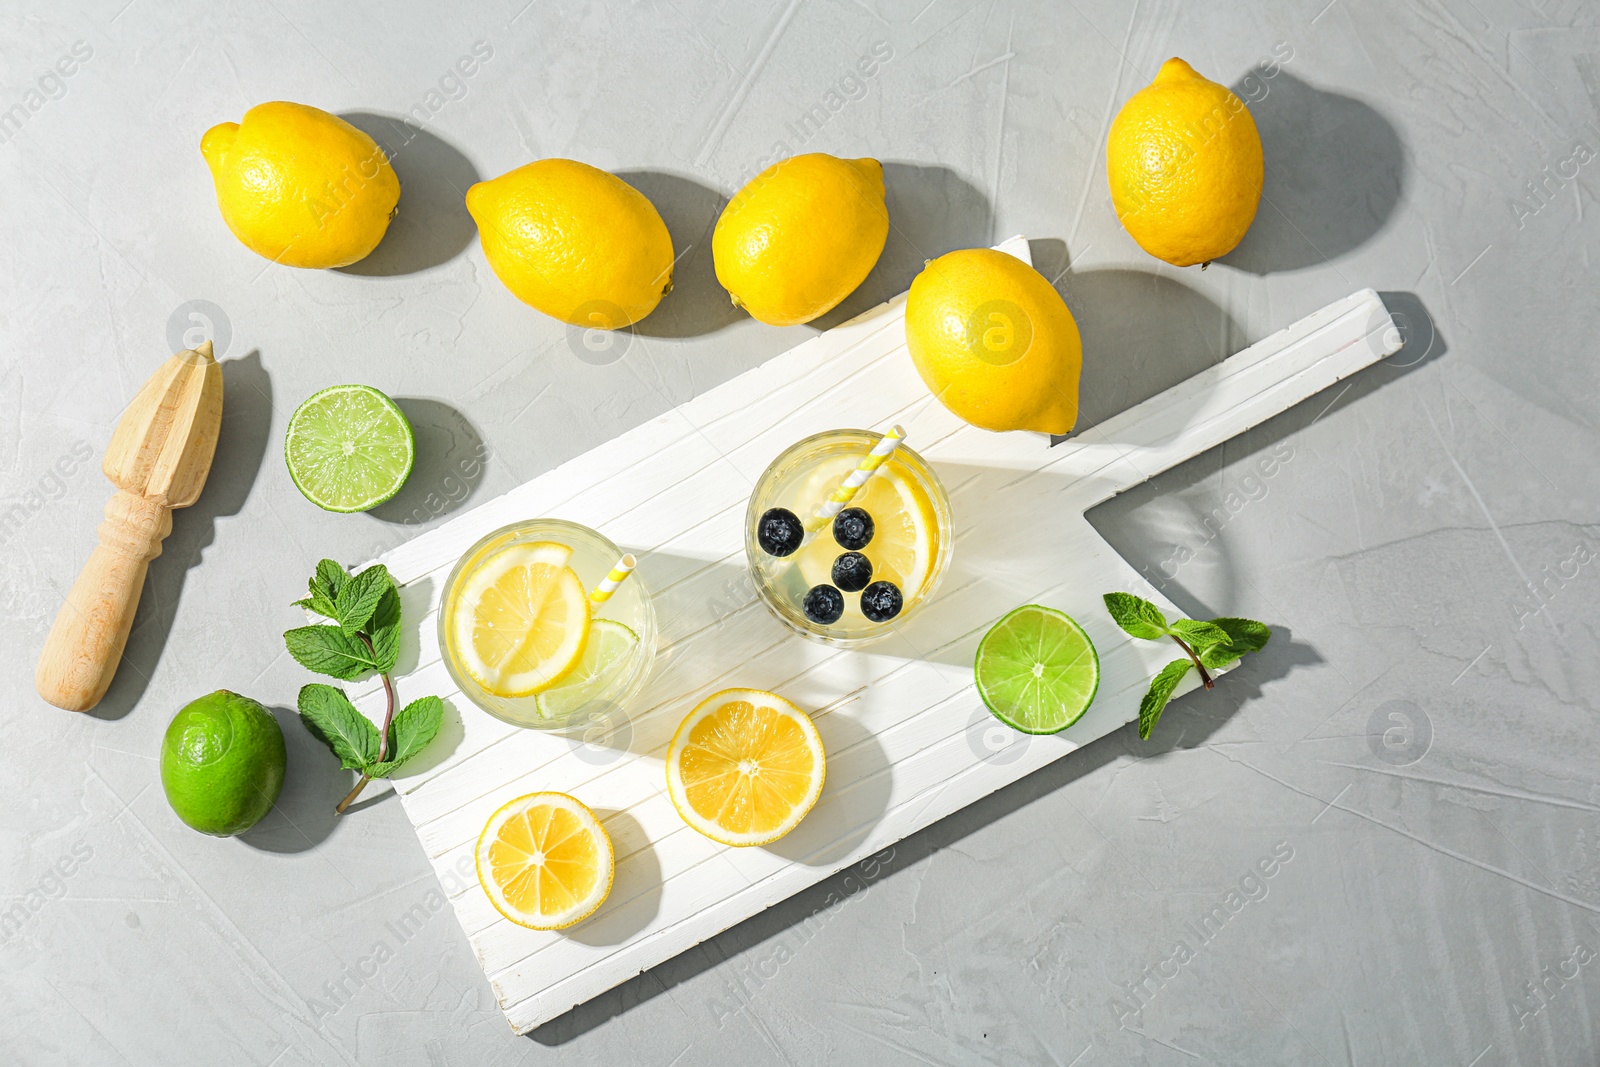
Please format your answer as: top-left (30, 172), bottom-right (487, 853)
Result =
top-left (336, 775), bottom-right (370, 815)
top-left (332, 634), bottom-right (398, 815)
top-left (1170, 635), bottom-right (1214, 689)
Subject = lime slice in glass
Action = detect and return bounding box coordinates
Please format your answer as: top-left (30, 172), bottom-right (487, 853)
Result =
top-left (285, 384), bottom-right (415, 512)
top-left (535, 619), bottom-right (639, 721)
top-left (975, 605), bottom-right (1100, 735)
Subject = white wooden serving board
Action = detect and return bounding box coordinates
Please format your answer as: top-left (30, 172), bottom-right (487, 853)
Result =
top-left (355, 237), bottom-right (1400, 1033)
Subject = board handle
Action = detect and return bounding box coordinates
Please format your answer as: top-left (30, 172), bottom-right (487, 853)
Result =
top-left (35, 490), bottom-right (173, 712)
top-left (1071, 289), bottom-right (1402, 506)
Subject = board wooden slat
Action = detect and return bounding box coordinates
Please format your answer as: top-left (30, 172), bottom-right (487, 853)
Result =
top-left (361, 237), bottom-right (1400, 1033)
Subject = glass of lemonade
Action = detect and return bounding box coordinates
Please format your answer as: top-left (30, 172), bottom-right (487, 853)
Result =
top-left (746, 429), bottom-right (953, 646)
top-left (439, 518), bottom-right (655, 731)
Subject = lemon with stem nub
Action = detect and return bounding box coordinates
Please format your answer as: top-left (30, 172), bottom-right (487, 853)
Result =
top-left (1107, 58), bottom-right (1263, 267)
top-left (713, 153), bottom-right (889, 326)
top-left (202, 102), bottom-right (400, 269)
top-left (466, 159), bottom-right (674, 329)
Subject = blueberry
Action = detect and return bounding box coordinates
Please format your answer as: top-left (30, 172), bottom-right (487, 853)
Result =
top-left (859, 581), bottom-right (903, 623)
top-left (831, 552), bottom-right (873, 592)
top-left (832, 507), bottom-right (874, 550)
top-left (803, 585), bottom-right (845, 625)
top-left (757, 507), bottom-right (804, 557)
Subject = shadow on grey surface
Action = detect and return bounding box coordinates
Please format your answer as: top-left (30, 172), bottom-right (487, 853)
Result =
top-left (528, 294), bottom-right (1446, 1044)
top-left (336, 112), bottom-right (482, 277)
top-left (1047, 255), bottom-right (1244, 434)
top-left (369, 398), bottom-right (488, 526)
top-left (814, 162), bottom-right (991, 329)
top-left (1086, 290), bottom-right (1443, 633)
top-left (241, 704), bottom-right (344, 851)
top-left (620, 170), bottom-right (743, 340)
top-left (92, 351), bottom-right (273, 721)
top-left (1220, 72), bottom-right (1404, 274)
top-left (1139, 624), bottom-right (1320, 752)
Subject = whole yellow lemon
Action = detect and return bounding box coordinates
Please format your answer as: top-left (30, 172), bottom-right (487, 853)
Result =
top-left (1107, 58), bottom-right (1263, 267)
top-left (904, 249), bottom-right (1082, 435)
top-left (465, 160), bottom-right (674, 329)
top-left (201, 102), bottom-right (399, 269)
top-left (713, 153), bottom-right (888, 326)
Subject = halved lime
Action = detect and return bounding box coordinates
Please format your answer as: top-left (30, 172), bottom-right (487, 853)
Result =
top-left (975, 605), bottom-right (1099, 734)
top-left (285, 384), bottom-right (415, 512)
top-left (535, 619), bottom-right (639, 721)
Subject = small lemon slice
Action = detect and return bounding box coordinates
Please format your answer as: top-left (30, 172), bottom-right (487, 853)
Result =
top-left (452, 541), bottom-right (589, 698)
top-left (666, 688), bottom-right (826, 847)
top-left (476, 792), bottom-right (614, 930)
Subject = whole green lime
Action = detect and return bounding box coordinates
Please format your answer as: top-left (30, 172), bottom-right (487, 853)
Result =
top-left (160, 690), bottom-right (286, 837)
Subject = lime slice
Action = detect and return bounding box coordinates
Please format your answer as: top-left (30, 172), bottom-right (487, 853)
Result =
top-left (535, 620), bottom-right (639, 720)
top-left (285, 384), bottom-right (415, 512)
top-left (975, 605), bottom-right (1100, 734)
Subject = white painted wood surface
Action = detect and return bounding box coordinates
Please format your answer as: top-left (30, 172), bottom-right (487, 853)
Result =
top-left (357, 237), bottom-right (1400, 1033)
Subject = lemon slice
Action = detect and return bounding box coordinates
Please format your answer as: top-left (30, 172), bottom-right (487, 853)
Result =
top-left (792, 456), bottom-right (937, 622)
top-left (476, 792), bottom-right (614, 930)
top-left (452, 541), bottom-right (589, 698)
top-left (534, 620), bottom-right (639, 721)
top-left (666, 688), bottom-right (826, 846)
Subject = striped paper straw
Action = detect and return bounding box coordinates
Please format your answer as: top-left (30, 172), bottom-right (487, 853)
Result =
top-left (805, 426), bottom-right (906, 532)
top-left (589, 554), bottom-right (637, 604)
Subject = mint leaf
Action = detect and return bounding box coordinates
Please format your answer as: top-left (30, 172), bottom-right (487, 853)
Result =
top-left (1198, 641), bottom-right (1244, 671)
top-left (1169, 618), bottom-right (1231, 653)
top-left (367, 586), bottom-right (402, 672)
top-left (292, 594), bottom-right (339, 619)
top-left (1212, 617), bottom-right (1271, 655)
top-left (388, 695), bottom-right (443, 765)
top-left (314, 559), bottom-right (349, 601)
top-left (1139, 658), bottom-right (1192, 740)
top-left (336, 564), bottom-right (392, 635)
top-left (366, 697), bottom-right (444, 778)
top-left (1103, 592), bottom-right (1168, 640)
top-left (298, 683), bottom-right (380, 770)
top-left (284, 625), bottom-right (380, 680)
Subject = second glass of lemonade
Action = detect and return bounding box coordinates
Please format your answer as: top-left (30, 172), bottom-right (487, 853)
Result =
top-left (439, 519), bottom-right (655, 731)
top-left (746, 429), bottom-right (953, 646)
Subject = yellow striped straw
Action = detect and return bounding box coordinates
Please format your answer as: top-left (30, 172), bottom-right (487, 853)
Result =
top-left (804, 425), bottom-right (907, 533)
top-left (589, 554), bottom-right (637, 604)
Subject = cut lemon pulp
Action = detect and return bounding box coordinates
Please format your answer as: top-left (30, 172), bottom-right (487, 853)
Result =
top-left (476, 792), bottom-right (614, 930)
top-left (792, 455), bottom-right (937, 623)
top-left (666, 688), bottom-right (826, 846)
top-left (451, 541), bottom-right (589, 697)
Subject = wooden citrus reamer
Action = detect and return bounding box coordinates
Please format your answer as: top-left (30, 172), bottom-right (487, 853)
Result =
top-left (36, 341), bottom-right (223, 711)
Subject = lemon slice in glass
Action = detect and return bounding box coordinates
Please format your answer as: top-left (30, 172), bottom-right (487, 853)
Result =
top-left (791, 456), bottom-right (936, 622)
top-left (451, 541), bottom-right (589, 698)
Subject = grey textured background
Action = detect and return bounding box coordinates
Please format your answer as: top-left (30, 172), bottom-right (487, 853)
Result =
top-left (3, 1), bottom-right (1598, 1064)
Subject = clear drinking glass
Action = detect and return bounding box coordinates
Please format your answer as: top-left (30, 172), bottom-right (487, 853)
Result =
top-left (745, 429), bottom-right (953, 647)
top-left (439, 518), bottom-right (655, 731)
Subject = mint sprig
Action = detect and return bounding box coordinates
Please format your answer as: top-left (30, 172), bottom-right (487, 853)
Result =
top-left (1103, 592), bottom-right (1271, 740)
top-left (287, 560), bottom-right (444, 813)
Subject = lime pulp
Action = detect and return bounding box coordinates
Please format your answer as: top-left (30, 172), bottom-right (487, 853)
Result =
top-left (975, 605), bottom-right (1100, 734)
top-left (285, 384), bottom-right (415, 512)
top-left (534, 619), bottom-right (640, 721)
